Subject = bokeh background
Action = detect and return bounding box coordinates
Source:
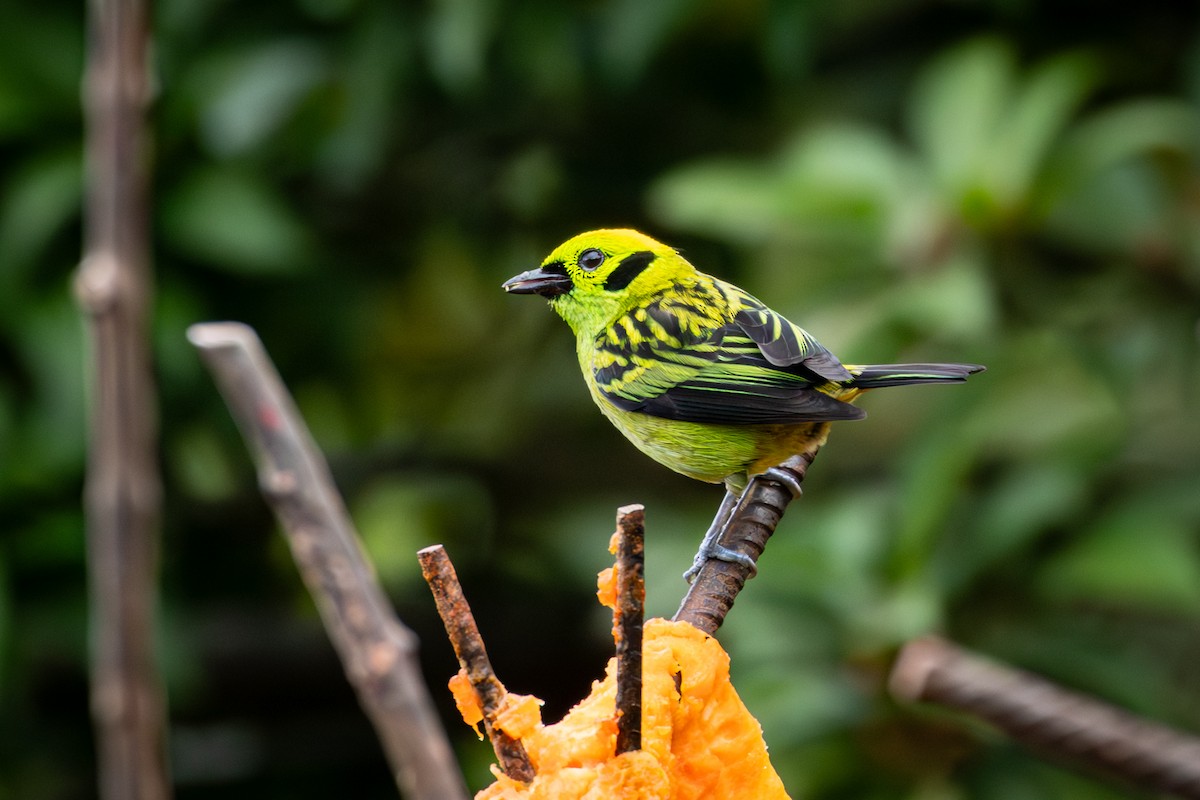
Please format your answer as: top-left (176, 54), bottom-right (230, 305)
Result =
top-left (4, 0), bottom-right (1200, 797)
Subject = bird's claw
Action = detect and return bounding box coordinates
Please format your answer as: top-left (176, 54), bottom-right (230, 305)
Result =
top-left (761, 466), bottom-right (803, 499)
top-left (683, 541), bottom-right (758, 583)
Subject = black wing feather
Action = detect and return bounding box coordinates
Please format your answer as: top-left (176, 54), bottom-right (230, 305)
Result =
top-left (606, 381), bottom-right (866, 424)
top-left (595, 281), bottom-right (863, 426)
top-left (733, 303), bottom-right (853, 381)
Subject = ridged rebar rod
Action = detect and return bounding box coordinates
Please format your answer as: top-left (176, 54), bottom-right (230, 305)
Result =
top-left (614, 504), bottom-right (646, 755)
top-left (891, 636), bottom-right (1200, 798)
top-left (674, 446), bottom-right (819, 635)
top-left (418, 545), bottom-right (535, 783)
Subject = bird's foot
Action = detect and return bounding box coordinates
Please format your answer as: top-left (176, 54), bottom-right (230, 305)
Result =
top-left (683, 488), bottom-right (756, 583)
top-left (684, 540), bottom-right (757, 583)
top-left (760, 465), bottom-right (804, 499)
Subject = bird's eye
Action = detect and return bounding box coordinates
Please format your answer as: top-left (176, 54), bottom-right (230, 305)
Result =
top-left (578, 248), bottom-right (605, 272)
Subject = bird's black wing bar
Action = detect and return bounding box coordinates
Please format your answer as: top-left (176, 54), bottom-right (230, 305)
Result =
top-left (603, 380), bottom-right (866, 425)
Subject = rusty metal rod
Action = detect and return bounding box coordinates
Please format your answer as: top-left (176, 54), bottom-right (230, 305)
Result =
top-left (418, 545), bottom-right (535, 783)
top-left (614, 504), bottom-right (646, 755)
top-left (891, 635), bottom-right (1200, 798)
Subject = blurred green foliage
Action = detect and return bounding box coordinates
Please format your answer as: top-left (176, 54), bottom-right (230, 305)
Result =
top-left (2, 0), bottom-right (1199, 798)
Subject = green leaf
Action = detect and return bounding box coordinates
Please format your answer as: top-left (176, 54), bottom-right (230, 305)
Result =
top-left (909, 37), bottom-right (1016, 199)
top-left (1043, 99), bottom-right (1200, 204)
top-left (882, 251), bottom-right (998, 342)
top-left (934, 463), bottom-right (1089, 597)
top-left (909, 38), bottom-right (1096, 224)
top-left (649, 122), bottom-right (913, 250)
top-left (1042, 160), bottom-right (1168, 253)
top-left (163, 167), bottom-right (313, 275)
top-left (353, 473), bottom-right (494, 593)
top-left (194, 40), bottom-right (328, 156)
top-left (316, 4), bottom-right (412, 190)
top-left (0, 150), bottom-right (81, 301)
top-left (1039, 100), bottom-right (1200, 243)
top-left (961, 331), bottom-right (1123, 459)
top-left (598, 0), bottom-right (699, 88)
top-left (425, 0), bottom-right (498, 95)
top-left (1038, 518), bottom-right (1200, 614)
top-left (0, 6), bottom-right (83, 126)
top-left (6, 296), bottom-right (87, 487)
top-left (649, 158), bottom-right (786, 244)
top-left (169, 425), bottom-right (242, 502)
top-left (985, 51), bottom-right (1095, 212)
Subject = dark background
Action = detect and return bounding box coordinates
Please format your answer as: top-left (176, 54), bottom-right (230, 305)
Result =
top-left (2, 0), bottom-right (1200, 797)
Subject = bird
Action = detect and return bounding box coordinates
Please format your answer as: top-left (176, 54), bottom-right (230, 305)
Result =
top-left (502, 229), bottom-right (983, 580)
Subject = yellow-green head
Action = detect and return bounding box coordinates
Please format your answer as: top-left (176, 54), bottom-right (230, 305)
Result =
top-left (502, 228), bottom-right (692, 339)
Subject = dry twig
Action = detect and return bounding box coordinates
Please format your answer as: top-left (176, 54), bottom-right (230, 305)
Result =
top-left (76, 0), bottom-right (170, 796)
top-left (674, 449), bottom-right (819, 635)
top-left (613, 505), bottom-right (646, 755)
top-left (189, 322), bottom-right (468, 800)
top-left (891, 636), bottom-right (1200, 799)
top-left (418, 545), bottom-right (536, 783)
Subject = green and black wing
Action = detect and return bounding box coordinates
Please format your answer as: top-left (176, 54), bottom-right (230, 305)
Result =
top-left (593, 283), bottom-right (864, 425)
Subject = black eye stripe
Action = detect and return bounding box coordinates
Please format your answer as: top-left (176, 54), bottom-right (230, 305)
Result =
top-left (604, 251), bottom-right (655, 291)
top-left (540, 260), bottom-right (568, 276)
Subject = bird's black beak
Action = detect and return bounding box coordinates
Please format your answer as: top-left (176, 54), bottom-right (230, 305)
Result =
top-left (501, 265), bottom-right (573, 297)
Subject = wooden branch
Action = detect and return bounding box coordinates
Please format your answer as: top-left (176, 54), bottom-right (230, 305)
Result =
top-left (418, 545), bottom-right (535, 783)
top-left (674, 449), bottom-right (819, 635)
top-left (891, 636), bottom-right (1200, 798)
top-left (76, 0), bottom-right (171, 796)
top-left (188, 322), bottom-right (469, 800)
top-left (613, 504), bottom-right (645, 755)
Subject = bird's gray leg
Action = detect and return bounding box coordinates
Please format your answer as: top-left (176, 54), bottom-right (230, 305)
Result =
top-left (683, 464), bottom-right (806, 583)
top-left (684, 485), bottom-right (752, 582)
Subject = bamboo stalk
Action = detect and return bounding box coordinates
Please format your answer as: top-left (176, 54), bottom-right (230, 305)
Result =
top-left (76, 0), bottom-right (170, 796)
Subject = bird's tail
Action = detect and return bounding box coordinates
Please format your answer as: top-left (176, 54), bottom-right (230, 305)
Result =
top-left (847, 362), bottom-right (985, 388)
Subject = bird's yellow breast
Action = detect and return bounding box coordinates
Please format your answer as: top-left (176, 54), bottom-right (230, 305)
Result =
top-left (579, 340), bottom-right (834, 486)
